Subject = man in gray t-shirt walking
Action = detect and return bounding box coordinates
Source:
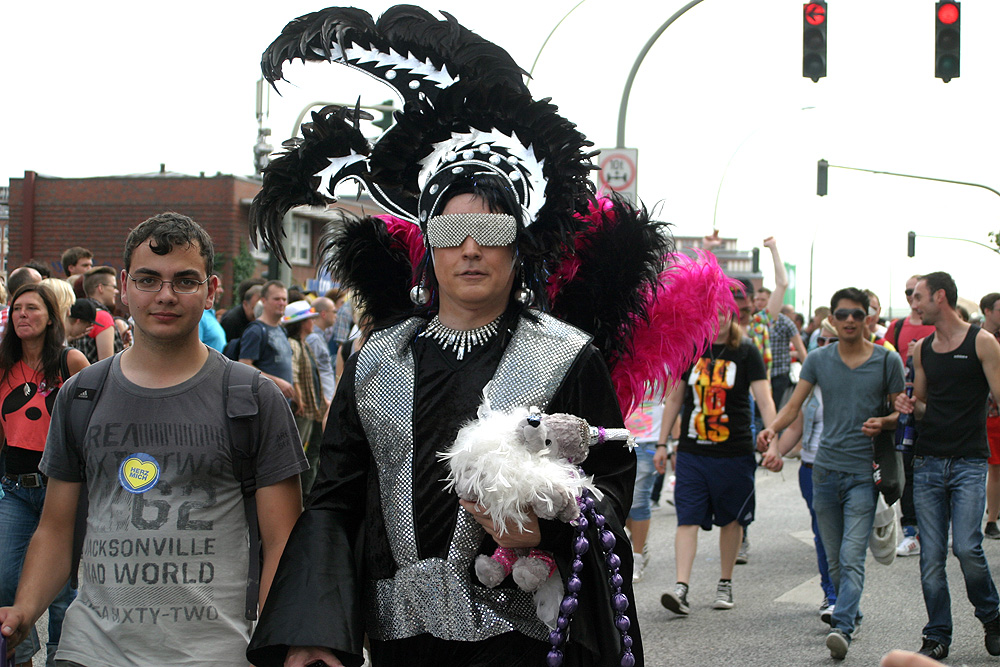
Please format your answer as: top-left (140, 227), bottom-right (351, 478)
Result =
top-left (0, 213), bottom-right (307, 666)
top-left (760, 287), bottom-right (903, 661)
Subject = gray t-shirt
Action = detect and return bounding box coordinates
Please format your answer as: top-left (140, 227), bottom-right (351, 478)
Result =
top-left (40, 350), bottom-right (307, 667)
top-left (799, 343), bottom-right (904, 475)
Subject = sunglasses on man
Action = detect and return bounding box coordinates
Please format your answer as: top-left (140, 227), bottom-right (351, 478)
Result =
top-left (833, 308), bottom-right (866, 321)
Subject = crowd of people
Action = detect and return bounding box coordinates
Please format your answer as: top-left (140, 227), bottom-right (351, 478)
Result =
top-left (1, 5), bottom-right (998, 667)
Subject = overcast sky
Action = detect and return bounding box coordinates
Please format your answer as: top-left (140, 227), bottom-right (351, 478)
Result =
top-left (4, 0), bottom-right (998, 317)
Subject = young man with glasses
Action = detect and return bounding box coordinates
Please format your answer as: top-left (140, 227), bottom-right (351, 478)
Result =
top-left (760, 288), bottom-right (904, 660)
top-left (896, 273), bottom-right (1000, 661)
top-left (0, 212), bottom-right (307, 666)
top-left (887, 276), bottom-right (936, 558)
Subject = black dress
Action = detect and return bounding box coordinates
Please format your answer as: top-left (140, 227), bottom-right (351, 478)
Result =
top-left (248, 309), bottom-right (641, 667)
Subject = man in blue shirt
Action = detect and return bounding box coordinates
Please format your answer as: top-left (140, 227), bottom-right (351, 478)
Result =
top-left (199, 273), bottom-right (227, 351)
top-left (239, 280), bottom-right (297, 406)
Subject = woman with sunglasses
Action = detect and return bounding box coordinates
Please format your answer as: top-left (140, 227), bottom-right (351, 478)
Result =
top-left (0, 284), bottom-right (89, 667)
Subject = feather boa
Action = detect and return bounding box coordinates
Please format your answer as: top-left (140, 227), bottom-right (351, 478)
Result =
top-left (611, 250), bottom-right (740, 416)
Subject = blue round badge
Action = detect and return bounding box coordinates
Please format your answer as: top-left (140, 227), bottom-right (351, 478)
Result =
top-left (118, 453), bottom-right (161, 494)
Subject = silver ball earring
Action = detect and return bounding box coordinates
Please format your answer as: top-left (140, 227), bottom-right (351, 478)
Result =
top-left (410, 284), bottom-right (431, 305)
top-left (513, 286), bottom-right (534, 305)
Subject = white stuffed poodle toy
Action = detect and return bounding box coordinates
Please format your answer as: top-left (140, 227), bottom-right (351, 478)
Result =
top-left (440, 396), bottom-right (600, 596)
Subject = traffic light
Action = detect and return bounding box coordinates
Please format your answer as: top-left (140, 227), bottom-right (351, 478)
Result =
top-left (817, 159), bottom-right (829, 196)
top-left (935, 1), bottom-right (960, 82)
top-left (372, 100), bottom-right (395, 132)
top-left (803, 2), bottom-right (827, 82)
top-left (908, 231), bottom-right (916, 257)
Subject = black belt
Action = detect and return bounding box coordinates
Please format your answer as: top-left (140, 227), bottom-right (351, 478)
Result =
top-left (3, 472), bottom-right (47, 488)
top-left (802, 462), bottom-right (813, 469)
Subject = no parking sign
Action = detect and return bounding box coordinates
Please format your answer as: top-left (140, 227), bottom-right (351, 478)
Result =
top-left (598, 148), bottom-right (638, 202)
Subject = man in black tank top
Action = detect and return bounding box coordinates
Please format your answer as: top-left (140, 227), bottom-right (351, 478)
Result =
top-left (896, 271), bottom-right (1000, 661)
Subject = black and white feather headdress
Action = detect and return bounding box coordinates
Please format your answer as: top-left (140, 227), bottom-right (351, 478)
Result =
top-left (250, 4), bottom-right (596, 274)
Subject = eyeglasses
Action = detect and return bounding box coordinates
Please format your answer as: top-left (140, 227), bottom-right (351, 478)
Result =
top-left (817, 336), bottom-right (839, 345)
top-left (905, 289), bottom-right (914, 297)
top-left (128, 273), bottom-right (209, 294)
top-left (833, 308), bottom-right (867, 321)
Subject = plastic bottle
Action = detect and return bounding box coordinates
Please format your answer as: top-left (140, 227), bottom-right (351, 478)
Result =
top-left (896, 355), bottom-right (916, 452)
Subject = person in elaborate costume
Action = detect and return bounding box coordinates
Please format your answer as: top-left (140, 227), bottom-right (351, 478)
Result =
top-left (245, 7), bottom-right (735, 667)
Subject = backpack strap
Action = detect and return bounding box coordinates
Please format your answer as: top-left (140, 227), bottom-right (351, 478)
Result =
top-left (222, 359), bottom-right (263, 620)
top-left (889, 318), bottom-right (904, 350)
top-left (66, 356), bottom-right (115, 588)
top-left (58, 346), bottom-right (71, 383)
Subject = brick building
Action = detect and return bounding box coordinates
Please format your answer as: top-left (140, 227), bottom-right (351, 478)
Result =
top-left (5, 169), bottom-right (378, 306)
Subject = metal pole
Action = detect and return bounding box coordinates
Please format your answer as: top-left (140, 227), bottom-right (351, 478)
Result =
top-left (528, 0), bottom-right (588, 78)
top-left (826, 163), bottom-right (1000, 201)
top-left (616, 0), bottom-right (705, 148)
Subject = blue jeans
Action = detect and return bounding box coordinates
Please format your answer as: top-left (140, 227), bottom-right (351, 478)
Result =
top-left (913, 456), bottom-right (1000, 646)
top-left (0, 477), bottom-right (76, 664)
top-left (628, 444), bottom-right (656, 521)
top-left (812, 466), bottom-right (877, 638)
top-left (798, 464), bottom-right (836, 604)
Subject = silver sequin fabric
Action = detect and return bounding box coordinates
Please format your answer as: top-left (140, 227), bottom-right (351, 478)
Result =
top-left (355, 313), bottom-right (592, 642)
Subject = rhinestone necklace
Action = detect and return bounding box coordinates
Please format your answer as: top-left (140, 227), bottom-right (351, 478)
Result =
top-left (419, 314), bottom-right (503, 361)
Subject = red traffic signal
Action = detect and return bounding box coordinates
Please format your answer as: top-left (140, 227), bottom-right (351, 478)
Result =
top-left (935, 1), bottom-right (960, 82)
top-left (803, 2), bottom-right (828, 82)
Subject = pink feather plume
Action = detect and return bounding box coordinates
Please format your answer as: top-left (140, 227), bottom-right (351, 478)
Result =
top-left (611, 250), bottom-right (740, 417)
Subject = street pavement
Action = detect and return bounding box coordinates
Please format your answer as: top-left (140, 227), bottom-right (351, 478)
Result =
top-left (634, 458), bottom-right (1000, 666)
top-left (28, 457), bottom-right (1000, 666)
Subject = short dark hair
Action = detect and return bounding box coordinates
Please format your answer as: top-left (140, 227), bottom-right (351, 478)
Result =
top-left (7, 266), bottom-right (42, 296)
top-left (237, 277), bottom-right (266, 304)
top-left (83, 266), bottom-right (116, 297)
top-left (261, 280), bottom-right (286, 300)
top-left (920, 271), bottom-right (958, 309)
top-left (830, 287), bottom-right (869, 313)
top-left (24, 260), bottom-right (52, 279)
top-left (123, 212), bottom-right (214, 275)
top-left (242, 283), bottom-right (264, 304)
top-left (756, 287), bottom-right (772, 297)
top-left (61, 246), bottom-right (93, 276)
top-left (981, 293), bottom-right (1000, 313)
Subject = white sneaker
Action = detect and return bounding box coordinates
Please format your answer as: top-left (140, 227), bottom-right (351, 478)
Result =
top-left (896, 535), bottom-right (920, 557)
top-left (712, 580), bottom-right (734, 609)
top-left (632, 551), bottom-right (649, 583)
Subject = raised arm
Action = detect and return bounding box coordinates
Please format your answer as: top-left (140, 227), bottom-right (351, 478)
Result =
top-left (763, 237), bottom-right (788, 319)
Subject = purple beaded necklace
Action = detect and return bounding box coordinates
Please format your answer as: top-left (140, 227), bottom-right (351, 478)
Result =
top-left (546, 489), bottom-right (635, 667)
